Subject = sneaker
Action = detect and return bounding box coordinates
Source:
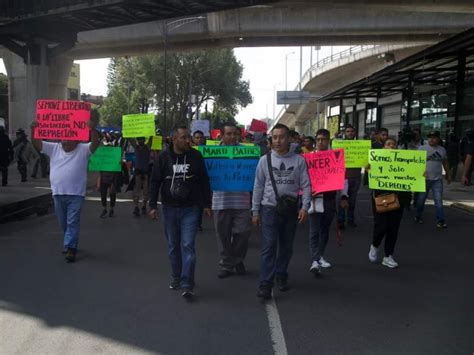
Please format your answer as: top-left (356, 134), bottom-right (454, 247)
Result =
top-left (235, 262), bottom-right (246, 275)
top-left (169, 278), bottom-right (180, 290)
top-left (318, 257), bottom-right (332, 268)
top-left (108, 209), bottom-right (114, 218)
top-left (141, 206), bottom-right (147, 215)
top-left (181, 288), bottom-right (194, 299)
top-left (217, 269), bottom-right (233, 279)
top-left (436, 221), bottom-right (447, 229)
top-left (257, 285), bottom-right (272, 300)
top-left (276, 277), bottom-right (290, 292)
top-left (100, 209), bottom-right (107, 218)
top-left (414, 217), bottom-right (423, 224)
top-left (368, 244), bottom-right (379, 263)
top-left (347, 221), bottom-right (357, 228)
top-left (310, 260), bottom-right (321, 276)
top-left (65, 248), bottom-right (77, 263)
top-left (382, 255), bottom-right (399, 268)
top-left (133, 206), bottom-right (140, 216)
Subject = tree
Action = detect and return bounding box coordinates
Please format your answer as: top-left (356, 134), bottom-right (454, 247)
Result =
top-left (99, 49), bottom-right (252, 133)
top-left (0, 73), bottom-right (8, 122)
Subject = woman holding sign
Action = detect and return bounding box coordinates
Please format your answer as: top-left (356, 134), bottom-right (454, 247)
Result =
top-left (368, 138), bottom-right (411, 269)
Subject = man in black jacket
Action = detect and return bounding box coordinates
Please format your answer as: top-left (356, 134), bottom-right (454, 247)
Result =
top-left (149, 126), bottom-right (212, 299)
top-left (0, 126), bottom-right (13, 186)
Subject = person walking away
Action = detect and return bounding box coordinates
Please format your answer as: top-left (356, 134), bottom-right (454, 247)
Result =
top-left (0, 126), bottom-right (13, 186)
top-left (30, 117), bottom-right (100, 263)
top-left (446, 133), bottom-right (460, 181)
top-left (337, 125), bottom-right (362, 229)
top-left (129, 137), bottom-right (151, 216)
top-left (13, 128), bottom-right (38, 182)
top-left (99, 169), bottom-right (121, 218)
top-left (415, 131), bottom-right (452, 228)
top-left (31, 146), bottom-right (49, 178)
top-left (149, 126), bottom-right (212, 299)
top-left (368, 138), bottom-right (411, 268)
top-left (213, 124), bottom-right (252, 279)
top-left (308, 129), bottom-right (349, 275)
top-left (461, 141), bottom-right (473, 186)
top-left (252, 123), bottom-right (311, 300)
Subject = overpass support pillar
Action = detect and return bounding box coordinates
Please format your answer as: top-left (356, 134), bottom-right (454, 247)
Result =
top-left (3, 49), bottom-right (72, 137)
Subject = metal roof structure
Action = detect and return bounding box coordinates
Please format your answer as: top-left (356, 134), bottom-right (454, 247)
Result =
top-left (319, 27), bottom-right (474, 101)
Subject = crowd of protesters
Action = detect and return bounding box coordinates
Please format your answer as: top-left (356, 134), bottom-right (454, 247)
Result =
top-left (2, 117), bottom-right (472, 301)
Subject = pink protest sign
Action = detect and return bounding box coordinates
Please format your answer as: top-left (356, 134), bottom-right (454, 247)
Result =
top-left (34, 100), bottom-right (91, 141)
top-left (249, 119), bottom-right (267, 133)
top-left (304, 149), bottom-right (345, 194)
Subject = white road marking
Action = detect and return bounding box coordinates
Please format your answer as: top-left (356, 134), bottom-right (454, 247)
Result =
top-left (265, 297), bottom-right (288, 355)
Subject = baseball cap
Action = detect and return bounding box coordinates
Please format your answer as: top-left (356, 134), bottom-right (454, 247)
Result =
top-left (427, 130), bottom-right (440, 138)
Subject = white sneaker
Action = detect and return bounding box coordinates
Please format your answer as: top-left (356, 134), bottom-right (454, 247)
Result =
top-left (382, 255), bottom-right (399, 268)
top-left (310, 260), bottom-right (321, 275)
top-left (368, 245), bottom-right (379, 263)
top-left (318, 257), bottom-right (332, 268)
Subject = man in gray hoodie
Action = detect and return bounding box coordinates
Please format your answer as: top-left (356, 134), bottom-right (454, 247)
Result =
top-left (252, 123), bottom-right (312, 300)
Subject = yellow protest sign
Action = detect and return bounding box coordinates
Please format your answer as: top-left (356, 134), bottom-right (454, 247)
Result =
top-left (206, 140), bottom-right (220, 146)
top-left (332, 140), bottom-right (371, 168)
top-left (368, 149), bottom-right (427, 192)
top-left (122, 113), bottom-right (155, 138)
top-left (151, 136), bottom-right (163, 150)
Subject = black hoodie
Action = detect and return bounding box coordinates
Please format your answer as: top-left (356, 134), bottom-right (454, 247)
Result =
top-left (149, 147), bottom-right (211, 209)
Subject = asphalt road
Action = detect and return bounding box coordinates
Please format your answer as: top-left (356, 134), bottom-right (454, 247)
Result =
top-left (0, 188), bottom-right (473, 354)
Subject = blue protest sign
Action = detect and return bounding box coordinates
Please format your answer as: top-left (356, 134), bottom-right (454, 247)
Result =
top-left (204, 159), bottom-right (258, 191)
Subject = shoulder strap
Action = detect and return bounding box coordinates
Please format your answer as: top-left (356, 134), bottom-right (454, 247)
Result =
top-left (266, 151), bottom-right (280, 200)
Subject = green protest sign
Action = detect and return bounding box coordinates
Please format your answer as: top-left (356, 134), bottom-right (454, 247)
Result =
top-left (206, 140), bottom-right (219, 146)
top-left (151, 136), bottom-right (163, 150)
top-left (241, 143), bottom-right (255, 147)
top-left (88, 146), bottom-right (122, 172)
top-left (122, 113), bottom-right (155, 138)
top-left (368, 149), bottom-right (427, 192)
top-left (198, 145), bottom-right (261, 159)
top-left (332, 140), bottom-right (371, 168)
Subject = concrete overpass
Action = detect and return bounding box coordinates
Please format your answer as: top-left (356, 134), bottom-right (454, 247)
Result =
top-left (2, 0), bottom-right (474, 135)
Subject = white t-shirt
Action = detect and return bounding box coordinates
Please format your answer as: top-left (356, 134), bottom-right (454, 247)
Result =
top-left (419, 144), bottom-right (447, 180)
top-left (42, 142), bottom-right (92, 196)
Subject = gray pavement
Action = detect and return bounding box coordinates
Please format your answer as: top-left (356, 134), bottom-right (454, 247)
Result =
top-left (0, 186), bottom-right (473, 354)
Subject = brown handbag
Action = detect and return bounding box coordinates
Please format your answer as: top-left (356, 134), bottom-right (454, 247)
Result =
top-left (374, 193), bottom-right (400, 213)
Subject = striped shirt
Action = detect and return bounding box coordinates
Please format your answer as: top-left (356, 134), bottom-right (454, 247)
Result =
top-left (212, 191), bottom-right (251, 210)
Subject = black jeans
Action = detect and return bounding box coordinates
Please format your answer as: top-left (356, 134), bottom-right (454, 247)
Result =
top-left (372, 208), bottom-right (404, 257)
top-left (17, 161), bottom-right (27, 181)
top-left (31, 153), bottom-right (48, 178)
top-left (100, 183), bottom-right (116, 208)
top-left (0, 164), bottom-right (8, 185)
top-left (338, 176), bottom-right (361, 223)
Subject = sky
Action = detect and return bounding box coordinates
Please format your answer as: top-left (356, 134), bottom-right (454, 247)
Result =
top-left (0, 46), bottom-right (346, 126)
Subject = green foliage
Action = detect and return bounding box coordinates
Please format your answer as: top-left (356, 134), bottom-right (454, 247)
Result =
top-left (99, 49), bottom-right (252, 133)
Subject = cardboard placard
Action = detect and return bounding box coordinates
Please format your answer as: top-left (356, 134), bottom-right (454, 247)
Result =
top-left (198, 145), bottom-right (261, 159)
top-left (88, 146), bottom-right (122, 172)
top-left (122, 113), bottom-right (155, 138)
top-left (34, 100), bottom-right (91, 141)
top-left (204, 159), bottom-right (258, 192)
top-left (332, 140), bottom-right (371, 168)
top-left (191, 120), bottom-right (210, 137)
top-left (368, 149), bottom-right (427, 192)
top-left (249, 119), bottom-right (268, 133)
top-left (151, 136), bottom-right (163, 150)
top-left (305, 149), bottom-right (346, 194)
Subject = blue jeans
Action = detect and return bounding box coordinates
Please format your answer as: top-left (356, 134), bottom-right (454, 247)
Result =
top-left (337, 177), bottom-right (361, 223)
top-left (259, 206), bottom-right (298, 287)
top-left (53, 195), bottom-right (85, 250)
top-left (309, 199), bottom-right (336, 261)
top-left (161, 205), bottom-right (200, 290)
top-left (416, 179), bottom-right (445, 222)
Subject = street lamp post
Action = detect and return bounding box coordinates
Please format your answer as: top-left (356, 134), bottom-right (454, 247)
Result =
top-left (161, 16), bottom-right (205, 125)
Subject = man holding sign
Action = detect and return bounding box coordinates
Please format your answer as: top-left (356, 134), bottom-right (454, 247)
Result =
top-left (31, 107), bottom-right (100, 263)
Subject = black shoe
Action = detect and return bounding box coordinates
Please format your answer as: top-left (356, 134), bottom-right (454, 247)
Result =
top-left (169, 278), bottom-right (181, 290)
top-left (414, 217), bottom-right (423, 224)
top-left (235, 262), bottom-right (246, 275)
top-left (65, 248), bottom-right (76, 263)
top-left (217, 269), bottom-right (233, 279)
top-left (1, 182), bottom-right (7, 186)
top-left (141, 206), bottom-right (147, 215)
top-left (257, 285), bottom-right (272, 300)
top-left (347, 221), bottom-right (357, 228)
top-left (182, 288), bottom-right (194, 299)
top-left (100, 209), bottom-right (107, 218)
top-left (108, 209), bottom-right (114, 218)
top-left (276, 277), bottom-right (290, 292)
top-left (133, 206), bottom-right (140, 216)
